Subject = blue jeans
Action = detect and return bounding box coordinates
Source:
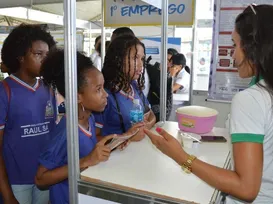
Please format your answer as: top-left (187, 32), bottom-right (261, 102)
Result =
top-left (11, 185), bottom-right (49, 204)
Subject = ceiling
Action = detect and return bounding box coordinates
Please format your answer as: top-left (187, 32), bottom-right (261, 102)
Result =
top-left (0, 0), bottom-right (188, 36)
top-left (0, 0), bottom-right (102, 27)
top-left (0, 15), bottom-right (40, 26)
top-left (33, 1), bottom-right (101, 21)
top-left (0, 0), bottom-right (99, 8)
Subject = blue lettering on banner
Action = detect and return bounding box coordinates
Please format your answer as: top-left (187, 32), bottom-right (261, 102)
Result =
top-left (111, 4), bottom-right (186, 17)
top-left (148, 6), bottom-right (158, 15)
top-left (169, 4), bottom-right (185, 14)
top-left (110, 5), bottom-right (118, 16)
top-left (121, 6), bottom-right (129, 16)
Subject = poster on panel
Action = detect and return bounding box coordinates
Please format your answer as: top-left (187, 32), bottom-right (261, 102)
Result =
top-left (140, 37), bottom-right (181, 65)
top-left (208, 0), bottom-right (272, 101)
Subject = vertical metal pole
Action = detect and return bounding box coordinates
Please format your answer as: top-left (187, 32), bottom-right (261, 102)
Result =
top-left (189, 0), bottom-right (198, 105)
top-left (89, 23), bottom-right (92, 57)
top-left (173, 25), bottom-right (175, 37)
top-left (101, 0), bottom-right (106, 65)
top-left (63, 0), bottom-right (79, 203)
top-left (159, 0), bottom-right (168, 122)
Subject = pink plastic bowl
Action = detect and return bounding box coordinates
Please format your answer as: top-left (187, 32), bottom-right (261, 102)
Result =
top-left (176, 106), bottom-right (218, 134)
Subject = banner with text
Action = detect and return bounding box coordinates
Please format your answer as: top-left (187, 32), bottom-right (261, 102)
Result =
top-left (104, 0), bottom-right (195, 27)
top-left (140, 37), bottom-right (181, 65)
top-left (208, 0), bottom-right (272, 102)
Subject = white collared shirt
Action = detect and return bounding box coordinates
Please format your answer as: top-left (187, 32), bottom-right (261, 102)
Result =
top-left (90, 51), bottom-right (98, 62)
top-left (173, 68), bottom-right (190, 94)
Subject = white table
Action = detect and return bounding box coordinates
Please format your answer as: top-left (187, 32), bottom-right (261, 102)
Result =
top-left (79, 193), bottom-right (119, 204)
top-left (81, 122), bottom-right (231, 204)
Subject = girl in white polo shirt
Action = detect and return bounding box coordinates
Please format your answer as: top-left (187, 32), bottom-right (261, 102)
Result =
top-left (144, 4), bottom-right (273, 203)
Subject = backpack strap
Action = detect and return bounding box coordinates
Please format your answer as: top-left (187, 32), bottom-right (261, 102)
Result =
top-left (112, 93), bottom-right (126, 133)
top-left (1, 80), bottom-right (11, 121)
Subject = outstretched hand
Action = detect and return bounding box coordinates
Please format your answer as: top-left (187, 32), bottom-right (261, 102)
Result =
top-left (144, 127), bottom-right (187, 164)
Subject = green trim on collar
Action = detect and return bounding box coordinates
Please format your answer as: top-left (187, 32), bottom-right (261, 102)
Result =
top-left (249, 75), bottom-right (264, 87)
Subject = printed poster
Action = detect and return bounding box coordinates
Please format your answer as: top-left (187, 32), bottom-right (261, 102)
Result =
top-left (140, 37), bottom-right (181, 65)
top-left (207, 0), bottom-right (272, 101)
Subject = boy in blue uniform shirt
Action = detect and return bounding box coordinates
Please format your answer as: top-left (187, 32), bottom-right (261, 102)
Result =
top-left (0, 24), bottom-right (56, 204)
top-left (96, 35), bottom-right (156, 141)
top-left (35, 49), bottom-right (115, 204)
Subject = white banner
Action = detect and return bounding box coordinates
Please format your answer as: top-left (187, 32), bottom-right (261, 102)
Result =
top-left (104, 0), bottom-right (195, 27)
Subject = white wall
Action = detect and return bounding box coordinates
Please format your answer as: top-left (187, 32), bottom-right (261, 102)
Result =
top-left (192, 91), bottom-right (231, 128)
top-left (131, 26), bottom-right (175, 38)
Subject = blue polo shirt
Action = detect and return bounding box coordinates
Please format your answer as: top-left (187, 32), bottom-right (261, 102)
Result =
top-left (0, 75), bottom-right (56, 184)
top-left (39, 115), bottom-right (97, 204)
top-left (94, 81), bottom-right (150, 135)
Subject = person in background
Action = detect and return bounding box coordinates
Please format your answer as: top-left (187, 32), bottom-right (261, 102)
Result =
top-left (93, 41), bottom-right (102, 71)
top-left (35, 49), bottom-right (115, 204)
top-left (95, 35), bottom-right (156, 142)
top-left (167, 48), bottom-right (178, 71)
top-left (170, 53), bottom-right (190, 93)
top-left (93, 41), bottom-right (112, 71)
top-left (168, 53), bottom-right (190, 121)
top-left (0, 24), bottom-right (56, 204)
top-left (90, 35), bottom-right (101, 62)
top-left (146, 48), bottom-right (179, 122)
top-left (145, 4), bottom-right (273, 203)
top-left (110, 27), bottom-right (135, 42)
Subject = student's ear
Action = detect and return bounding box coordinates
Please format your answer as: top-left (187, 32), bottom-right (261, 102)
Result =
top-left (77, 93), bottom-right (83, 104)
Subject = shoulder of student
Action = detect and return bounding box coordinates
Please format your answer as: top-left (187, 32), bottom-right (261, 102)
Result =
top-left (232, 81), bottom-right (271, 112)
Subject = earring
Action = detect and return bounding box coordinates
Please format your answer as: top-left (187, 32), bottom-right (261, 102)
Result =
top-left (81, 103), bottom-right (85, 112)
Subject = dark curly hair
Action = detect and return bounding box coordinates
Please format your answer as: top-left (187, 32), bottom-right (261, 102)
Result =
top-left (171, 53), bottom-right (191, 74)
top-left (111, 27), bottom-right (135, 42)
top-left (167, 48), bottom-right (178, 56)
top-left (102, 35), bottom-right (146, 94)
top-left (1, 24), bottom-right (56, 74)
top-left (40, 49), bottom-right (95, 98)
top-left (235, 4), bottom-right (273, 97)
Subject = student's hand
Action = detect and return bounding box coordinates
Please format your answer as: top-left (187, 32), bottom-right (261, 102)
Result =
top-left (144, 127), bottom-right (188, 164)
top-left (127, 122), bottom-right (145, 142)
top-left (144, 110), bottom-right (156, 130)
top-left (143, 111), bottom-right (150, 129)
top-left (130, 127), bottom-right (145, 142)
top-left (4, 196), bottom-right (19, 204)
top-left (130, 128), bottom-right (145, 142)
top-left (144, 111), bottom-right (150, 122)
top-left (84, 134), bottom-right (116, 167)
top-left (169, 67), bottom-right (179, 77)
top-left (116, 140), bottom-right (131, 151)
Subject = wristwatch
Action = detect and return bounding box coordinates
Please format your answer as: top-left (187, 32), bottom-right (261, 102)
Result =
top-left (181, 155), bottom-right (196, 174)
